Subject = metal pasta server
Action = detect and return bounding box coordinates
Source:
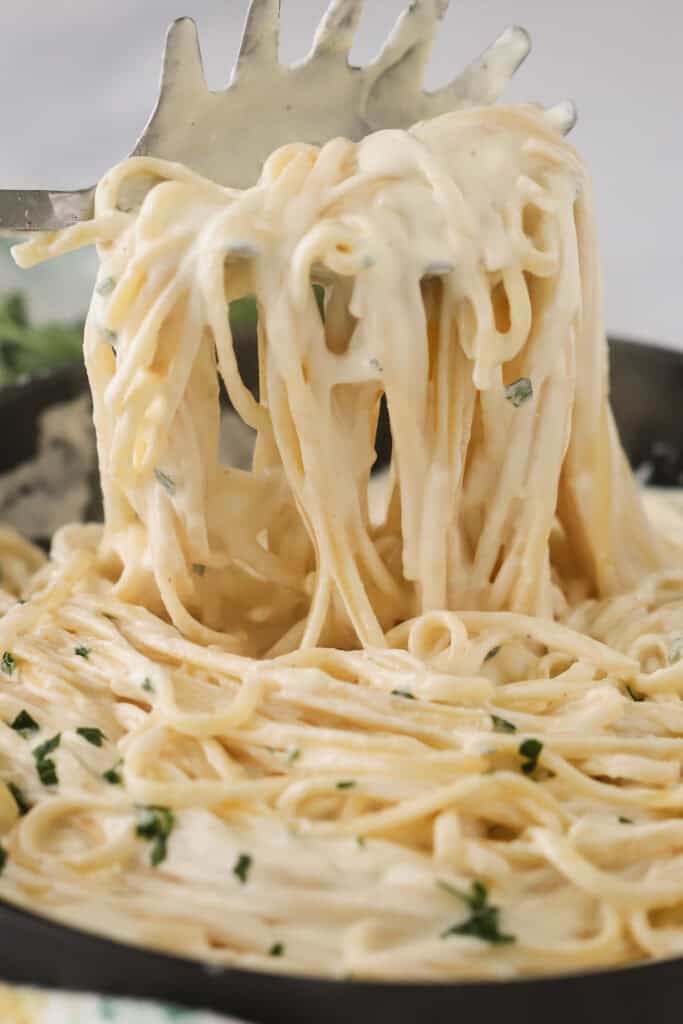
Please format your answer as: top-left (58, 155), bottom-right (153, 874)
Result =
top-left (0, 0), bottom-right (575, 233)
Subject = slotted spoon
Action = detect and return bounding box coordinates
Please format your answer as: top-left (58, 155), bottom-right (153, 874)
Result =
top-left (0, 0), bottom-right (575, 233)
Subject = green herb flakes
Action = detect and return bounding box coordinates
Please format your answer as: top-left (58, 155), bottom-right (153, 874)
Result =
top-left (32, 733), bottom-right (61, 788)
top-left (142, 678), bottom-right (155, 694)
top-left (669, 637), bottom-right (683, 665)
top-left (9, 710), bottom-right (39, 737)
top-left (438, 879), bottom-right (515, 945)
top-left (33, 734), bottom-right (61, 762)
top-left (619, 816), bottom-right (634, 825)
top-left (1, 652), bottom-right (16, 676)
top-left (286, 747), bottom-right (301, 764)
top-left (136, 806), bottom-right (175, 866)
top-left (154, 469), bottom-right (176, 496)
top-left (391, 689), bottom-right (416, 700)
top-left (7, 782), bottom-right (30, 816)
top-left (356, 835), bottom-right (366, 849)
top-left (74, 645), bottom-right (91, 659)
top-left (36, 758), bottom-right (58, 787)
top-left (96, 276), bottom-right (116, 297)
top-left (504, 377), bottom-right (533, 408)
top-left (77, 726), bottom-right (107, 748)
top-left (103, 767), bottom-right (122, 785)
top-left (519, 737), bottom-right (543, 776)
top-left (336, 780), bottom-right (355, 790)
top-left (491, 714), bottom-right (516, 734)
top-left (233, 853), bottom-right (252, 884)
top-left (269, 943), bottom-right (284, 957)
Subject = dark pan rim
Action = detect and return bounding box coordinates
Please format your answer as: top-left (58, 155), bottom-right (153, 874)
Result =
top-left (0, 886), bottom-right (674, 992)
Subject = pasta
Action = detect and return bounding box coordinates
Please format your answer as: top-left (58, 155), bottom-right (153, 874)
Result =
top-left (1, 102), bottom-right (683, 980)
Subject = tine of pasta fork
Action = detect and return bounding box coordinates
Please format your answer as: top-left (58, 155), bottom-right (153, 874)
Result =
top-left (544, 100), bottom-right (578, 136)
top-left (372, 0), bottom-right (449, 95)
top-left (235, 0), bottom-right (281, 74)
top-left (311, 0), bottom-right (364, 59)
top-left (159, 18), bottom-right (206, 99)
top-left (439, 25), bottom-right (531, 106)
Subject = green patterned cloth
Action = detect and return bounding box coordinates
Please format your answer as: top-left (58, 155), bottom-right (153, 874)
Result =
top-left (0, 985), bottom-right (246, 1022)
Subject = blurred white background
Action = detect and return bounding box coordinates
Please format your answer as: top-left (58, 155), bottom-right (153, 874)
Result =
top-left (0, 0), bottom-right (680, 345)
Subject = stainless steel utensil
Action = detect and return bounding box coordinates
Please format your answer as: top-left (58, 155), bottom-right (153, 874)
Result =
top-left (0, 0), bottom-right (575, 233)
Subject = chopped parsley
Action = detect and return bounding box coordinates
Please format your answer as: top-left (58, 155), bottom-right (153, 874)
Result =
top-left (0, 846), bottom-right (6, 874)
top-left (391, 689), bottom-right (416, 700)
top-left (96, 276), bottom-right (116, 297)
top-left (102, 766), bottom-right (122, 785)
top-left (76, 726), bottom-right (107, 748)
top-left (669, 637), bottom-right (683, 665)
top-left (269, 943), bottom-right (285, 957)
top-left (74, 645), bottom-right (91, 659)
top-left (154, 469), bottom-right (176, 496)
top-left (619, 816), bottom-right (634, 824)
top-left (286, 747), bottom-right (301, 764)
top-left (1, 651), bottom-right (16, 676)
top-left (36, 758), bottom-right (58, 786)
top-left (484, 645), bottom-right (501, 662)
top-left (336, 780), bottom-right (355, 790)
top-left (7, 782), bottom-right (30, 816)
top-left (519, 737), bottom-right (543, 775)
top-left (9, 710), bottom-right (39, 737)
top-left (491, 714), bottom-right (516, 734)
top-left (141, 678), bottom-right (155, 694)
top-left (438, 879), bottom-right (515, 945)
top-left (504, 377), bottom-right (533, 408)
top-left (33, 733), bottom-right (61, 788)
top-left (233, 853), bottom-right (252, 884)
top-left (625, 684), bottom-right (645, 702)
top-left (33, 734), bottom-right (61, 762)
top-left (136, 806), bottom-right (174, 866)
top-left (102, 328), bottom-right (118, 345)
top-left (356, 835), bottom-right (366, 848)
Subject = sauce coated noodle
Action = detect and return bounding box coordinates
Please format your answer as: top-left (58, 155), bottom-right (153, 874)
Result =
top-left (1, 104), bottom-right (682, 979)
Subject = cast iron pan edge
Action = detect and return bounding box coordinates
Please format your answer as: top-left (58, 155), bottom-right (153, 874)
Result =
top-left (0, 337), bottom-right (682, 1022)
top-left (0, 890), bottom-right (677, 1024)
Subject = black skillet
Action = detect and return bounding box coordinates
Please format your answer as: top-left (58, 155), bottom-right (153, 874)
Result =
top-left (0, 337), bottom-right (681, 1022)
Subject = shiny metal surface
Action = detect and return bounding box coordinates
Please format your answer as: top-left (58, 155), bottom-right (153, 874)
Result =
top-left (0, 0), bottom-right (547, 232)
top-left (0, 186), bottom-right (94, 233)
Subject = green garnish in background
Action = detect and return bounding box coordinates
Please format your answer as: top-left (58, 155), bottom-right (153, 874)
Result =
top-left (0, 292), bottom-right (83, 386)
top-left (0, 285), bottom-right (324, 388)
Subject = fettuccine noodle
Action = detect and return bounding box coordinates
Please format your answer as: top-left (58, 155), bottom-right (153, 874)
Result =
top-left (1, 103), bottom-right (683, 980)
